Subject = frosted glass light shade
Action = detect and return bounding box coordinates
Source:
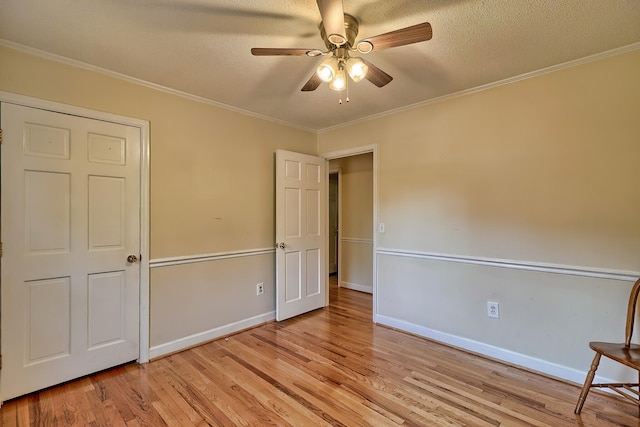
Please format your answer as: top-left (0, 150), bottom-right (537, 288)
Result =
top-left (346, 57), bottom-right (368, 82)
top-left (316, 57), bottom-right (339, 83)
top-left (329, 68), bottom-right (347, 91)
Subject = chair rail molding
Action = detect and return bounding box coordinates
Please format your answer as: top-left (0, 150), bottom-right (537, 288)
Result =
top-left (376, 247), bottom-right (639, 282)
top-left (150, 247), bottom-right (275, 268)
top-left (341, 237), bottom-right (374, 244)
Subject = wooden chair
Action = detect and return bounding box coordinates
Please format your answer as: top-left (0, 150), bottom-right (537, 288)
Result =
top-left (575, 277), bottom-right (640, 414)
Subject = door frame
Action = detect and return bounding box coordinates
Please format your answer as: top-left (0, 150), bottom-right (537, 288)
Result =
top-left (0, 92), bottom-right (151, 371)
top-left (321, 145), bottom-right (377, 321)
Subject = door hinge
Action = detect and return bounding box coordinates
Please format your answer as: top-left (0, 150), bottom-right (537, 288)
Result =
top-left (0, 128), bottom-right (3, 144)
top-left (0, 242), bottom-right (3, 258)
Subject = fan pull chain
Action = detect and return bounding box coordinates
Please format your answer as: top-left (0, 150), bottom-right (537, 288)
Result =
top-left (346, 77), bottom-right (350, 103)
top-left (344, 77), bottom-right (349, 102)
top-left (338, 78), bottom-right (350, 105)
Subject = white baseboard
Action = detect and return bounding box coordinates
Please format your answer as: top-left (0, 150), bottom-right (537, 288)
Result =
top-left (149, 311), bottom-right (275, 359)
top-left (374, 314), bottom-right (618, 387)
top-left (340, 281), bottom-right (373, 294)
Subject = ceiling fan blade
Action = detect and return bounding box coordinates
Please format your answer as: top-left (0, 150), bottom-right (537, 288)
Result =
top-left (363, 60), bottom-right (393, 88)
top-left (301, 73), bottom-right (322, 92)
top-left (359, 22), bottom-right (432, 52)
top-left (251, 48), bottom-right (313, 56)
top-left (316, 0), bottom-right (347, 45)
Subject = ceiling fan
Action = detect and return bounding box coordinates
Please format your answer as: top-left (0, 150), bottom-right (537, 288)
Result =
top-left (251, 0), bottom-right (432, 94)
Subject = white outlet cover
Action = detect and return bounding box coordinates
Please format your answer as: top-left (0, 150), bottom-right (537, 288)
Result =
top-left (487, 301), bottom-right (500, 319)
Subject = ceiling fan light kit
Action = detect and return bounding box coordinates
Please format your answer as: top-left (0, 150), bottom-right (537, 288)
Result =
top-left (251, 0), bottom-right (433, 99)
top-left (317, 50), bottom-right (369, 90)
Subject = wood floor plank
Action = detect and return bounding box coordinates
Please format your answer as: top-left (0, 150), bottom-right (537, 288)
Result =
top-left (2, 276), bottom-right (640, 426)
top-left (143, 362), bottom-right (208, 426)
top-left (218, 341), bottom-right (367, 426)
top-left (57, 381), bottom-right (98, 426)
top-left (0, 400), bottom-right (18, 427)
top-left (154, 353), bottom-right (243, 426)
top-left (192, 345), bottom-right (330, 426)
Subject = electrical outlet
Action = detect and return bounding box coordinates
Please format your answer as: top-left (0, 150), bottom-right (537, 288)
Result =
top-left (256, 283), bottom-right (264, 296)
top-left (487, 301), bottom-right (500, 319)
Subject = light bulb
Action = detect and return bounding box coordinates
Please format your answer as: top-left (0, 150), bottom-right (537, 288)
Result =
top-left (316, 57), bottom-right (338, 83)
top-left (346, 57), bottom-right (368, 82)
top-left (329, 68), bottom-right (347, 91)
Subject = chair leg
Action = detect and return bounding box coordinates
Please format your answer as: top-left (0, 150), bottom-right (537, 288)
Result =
top-left (575, 352), bottom-right (602, 414)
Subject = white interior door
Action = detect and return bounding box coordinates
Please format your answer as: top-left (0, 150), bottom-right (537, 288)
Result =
top-left (1, 102), bottom-right (141, 400)
top-left (275, 150), bottom-right (327, 321)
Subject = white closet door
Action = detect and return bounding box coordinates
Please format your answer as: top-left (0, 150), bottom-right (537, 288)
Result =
top-left (1, 102), bottom-right (141, 400)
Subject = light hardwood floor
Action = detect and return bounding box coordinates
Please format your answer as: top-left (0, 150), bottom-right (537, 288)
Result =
top-left (2, 277), bottom-right (639, 426)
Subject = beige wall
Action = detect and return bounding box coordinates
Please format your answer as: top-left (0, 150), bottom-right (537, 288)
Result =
top-left (4, 41), bottom-right (640, 383)
top-left (329, 153), bottom-right (374, 292)
top-left (320, 49), bottom-right (640, 382)
top-left (0, 45), bottom-right (317, 352)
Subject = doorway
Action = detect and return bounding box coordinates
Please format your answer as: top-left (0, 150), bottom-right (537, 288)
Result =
top-left (329, 171), bottom-right (340, 277)
top-left (326, 151), bottom-right (375, 306)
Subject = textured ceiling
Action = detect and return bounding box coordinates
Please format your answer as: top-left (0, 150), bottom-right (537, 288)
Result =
top-left (1, 0), bottom-right (640, 131)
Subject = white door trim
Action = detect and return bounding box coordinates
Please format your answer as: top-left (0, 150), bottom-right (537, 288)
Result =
top-left (0, 91), bottom-right (151, 365)
top-left (320, 145), bottom-right (378, 322)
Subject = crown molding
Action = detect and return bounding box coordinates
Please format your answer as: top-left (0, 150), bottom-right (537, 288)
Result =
top-left (0, 39), bottom-right (316, 134)
top-left (3, 38), bottom-right (639, 136)
top-left (318, 42), bottom-right (640, 133)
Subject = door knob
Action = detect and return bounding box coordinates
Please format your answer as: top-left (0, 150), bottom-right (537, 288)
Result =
top-left (127, 254), bottom-right (139, 263)
top-left (275, 242), bottom-right (286, 250)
